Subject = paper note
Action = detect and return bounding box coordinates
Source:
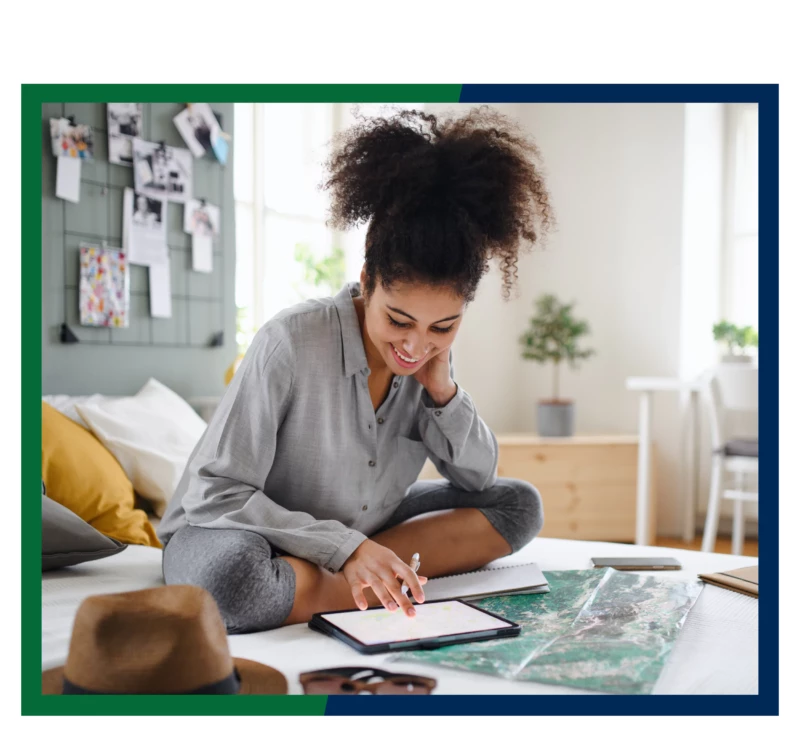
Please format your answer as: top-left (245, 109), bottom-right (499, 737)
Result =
top-left (79, 246), bottom-right (129, 327)
top-left (56, 157), bottom-right (81, 203)
top-left (211, 129), bottom-right (228, 165)
top-left (149, 259), bottom-right (172, 318)
top-left (192, 233), bottom-right (213, 273)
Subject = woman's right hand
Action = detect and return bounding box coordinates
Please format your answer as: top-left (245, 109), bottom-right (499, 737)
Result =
top-left (342, 539), bottom-right (427, 617)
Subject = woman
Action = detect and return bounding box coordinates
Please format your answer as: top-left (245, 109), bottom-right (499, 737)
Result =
top-left (159, 106), bottom-right (553, 633)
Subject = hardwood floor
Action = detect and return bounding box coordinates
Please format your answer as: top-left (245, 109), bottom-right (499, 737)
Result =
top-left (655, 535), bottom-right (758, 557)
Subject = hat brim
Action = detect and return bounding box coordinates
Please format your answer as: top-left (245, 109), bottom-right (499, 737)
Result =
top-left (41, 658), bottom-right (287, 695)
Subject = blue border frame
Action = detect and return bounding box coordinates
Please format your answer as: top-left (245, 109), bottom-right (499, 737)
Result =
top-left (326, 83), bottom-right (777, 716)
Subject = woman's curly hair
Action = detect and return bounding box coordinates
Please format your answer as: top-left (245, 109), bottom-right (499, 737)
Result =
top-left (320, 105), bottom-right (554, 303)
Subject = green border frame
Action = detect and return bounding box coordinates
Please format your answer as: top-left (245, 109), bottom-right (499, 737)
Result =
top-left (23, 84), bottom-right (461, 715)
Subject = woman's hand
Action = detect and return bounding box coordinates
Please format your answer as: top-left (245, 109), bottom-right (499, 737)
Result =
top-left (342, 539), bottom-right (427, 617)
top-left (412, 347), bottom-right (457, 406)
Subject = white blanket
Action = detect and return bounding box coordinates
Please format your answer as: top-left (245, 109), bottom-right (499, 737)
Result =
top-left (42, 537), bottom-right (758, 695)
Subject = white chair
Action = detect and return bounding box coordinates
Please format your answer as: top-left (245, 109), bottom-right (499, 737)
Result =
top-left (700, 365), bottom-right (759, 554)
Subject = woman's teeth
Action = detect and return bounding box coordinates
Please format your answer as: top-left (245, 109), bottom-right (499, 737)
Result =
top-left (393, 345), bottom-right (420, 363)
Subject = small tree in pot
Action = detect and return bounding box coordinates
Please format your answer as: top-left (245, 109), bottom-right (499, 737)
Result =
top-left (519, 294), bottom-right (596, 437)
top-left (712, 320), bottom-right (758, 363)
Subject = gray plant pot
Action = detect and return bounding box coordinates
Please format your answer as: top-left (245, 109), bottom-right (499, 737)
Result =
top-left (720, 354), bottom-right (753, 364)
top-left (537, 401), bottom-right (575, 437)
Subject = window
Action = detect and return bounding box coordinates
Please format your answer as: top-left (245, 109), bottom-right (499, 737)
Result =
top-left (234, 102), bottom-right (424, 353)
top-left (722, 103), bottom-right (758, 333)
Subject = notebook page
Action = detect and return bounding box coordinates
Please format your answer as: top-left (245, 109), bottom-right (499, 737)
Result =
top-left (421, 562), bottom-right (547, 601)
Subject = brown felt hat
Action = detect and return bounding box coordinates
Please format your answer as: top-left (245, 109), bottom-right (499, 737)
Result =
top-left (42, 585), bottom-right (287, 695)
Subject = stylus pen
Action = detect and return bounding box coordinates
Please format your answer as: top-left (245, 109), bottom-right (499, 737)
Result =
top-left (400, 552), bottom-right (420, 599)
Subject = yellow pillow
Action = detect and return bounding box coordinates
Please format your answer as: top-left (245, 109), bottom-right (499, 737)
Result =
top-left (42, 402), bottom-right (161, 548)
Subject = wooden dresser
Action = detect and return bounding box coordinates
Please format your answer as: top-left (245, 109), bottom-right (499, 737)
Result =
top-left (417, 434), bottom-right (655, 544)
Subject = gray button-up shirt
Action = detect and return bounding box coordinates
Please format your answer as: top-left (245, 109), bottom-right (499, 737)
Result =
top-left (158, 282), bottom-right (498, 572)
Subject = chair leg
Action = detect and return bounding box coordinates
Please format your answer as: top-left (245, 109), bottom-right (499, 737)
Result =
top-left (702, 455), bottom-right (724, 553)
top-left (731, 497), bottom-right (744, 556)
top-left (731, 470), bottom-right (747, 556)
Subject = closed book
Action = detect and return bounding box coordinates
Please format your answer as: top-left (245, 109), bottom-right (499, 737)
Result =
top-left (698, 566), bottom-right (758, 598)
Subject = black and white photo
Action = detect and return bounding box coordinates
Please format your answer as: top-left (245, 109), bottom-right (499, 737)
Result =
top-left (173, 103), bottom-right (221, 158)
top-left (132, 139), bottom-right (193, 203)
top-left (123, 188), bottom-right (167, 266)
top-left (107, 103), bottom-right (143, 166)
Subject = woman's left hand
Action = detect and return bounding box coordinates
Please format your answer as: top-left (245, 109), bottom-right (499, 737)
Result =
top-left (412, 347), bottom-right (457, 406)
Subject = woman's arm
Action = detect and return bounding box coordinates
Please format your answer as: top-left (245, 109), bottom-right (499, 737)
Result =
top-left (416, 349), bottom-right (499, 492)
top-left (178, 323), bottom-right (367, 572)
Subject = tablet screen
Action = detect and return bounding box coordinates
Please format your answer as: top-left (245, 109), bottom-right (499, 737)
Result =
top-left (320, 600), bottom-right (515, 646)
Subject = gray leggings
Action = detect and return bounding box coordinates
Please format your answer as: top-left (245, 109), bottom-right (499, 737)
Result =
top-left (162, 477), bottom-right (544, 634)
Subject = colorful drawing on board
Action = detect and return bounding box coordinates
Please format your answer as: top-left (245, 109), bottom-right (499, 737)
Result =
top-left (79, 246), bottom-right (130, 328)
top-left (50, 117), bottom-right (94, 160)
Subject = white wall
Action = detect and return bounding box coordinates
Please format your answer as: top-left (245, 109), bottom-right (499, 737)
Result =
top-left (427, 102), bottom-right (693, 536)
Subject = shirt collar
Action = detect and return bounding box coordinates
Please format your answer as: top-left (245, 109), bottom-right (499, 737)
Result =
top-left (334, 281), bottom-right (370, 378)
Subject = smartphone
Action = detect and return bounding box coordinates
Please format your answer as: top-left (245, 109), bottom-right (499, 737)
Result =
top-left (591, 557), bottom-right (682, 571)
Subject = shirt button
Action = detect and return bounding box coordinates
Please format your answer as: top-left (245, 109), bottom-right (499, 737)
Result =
top-left (393, 381), bottom-right (399, 388)
top-left (377, 418), bottom-right (385, 425)
top-left (368, 460), bottom-right (376, 467)
top-left (328, 567), bottom-right (335, 573)
top-left (362, 504), bottom-right (368, 511)
top-left (434, 410), bottom-right (442, 416)
top-left (368, 424), bottom-right (372, 429)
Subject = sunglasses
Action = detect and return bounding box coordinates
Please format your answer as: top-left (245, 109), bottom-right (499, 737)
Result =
top-left (299, 666), bottom-right (437, 695)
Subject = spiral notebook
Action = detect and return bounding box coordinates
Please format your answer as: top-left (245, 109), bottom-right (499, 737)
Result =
top-left (417, 561), bottom-right (550, 602)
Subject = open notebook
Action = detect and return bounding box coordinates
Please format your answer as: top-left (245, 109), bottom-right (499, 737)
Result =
top-left (415, 561), bottom-right (549, 602)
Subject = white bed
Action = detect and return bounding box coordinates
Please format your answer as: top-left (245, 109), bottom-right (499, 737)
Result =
top-left (42, 537), bottom-right (758, 695)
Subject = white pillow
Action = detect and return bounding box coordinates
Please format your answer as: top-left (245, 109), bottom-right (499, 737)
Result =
top-left (75, 379), bottom-right (207, 517)
top-left (42, 394), bottom-right (106, 428)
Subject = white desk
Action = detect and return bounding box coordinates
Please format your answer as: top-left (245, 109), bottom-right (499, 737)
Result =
top-left (626, 377), bottom-right (702, 545)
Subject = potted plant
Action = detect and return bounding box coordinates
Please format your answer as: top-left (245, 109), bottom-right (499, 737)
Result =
top-left (519, 295), bottom-right (596, 437)
top-left (712, 320), bottom-right (758, 364)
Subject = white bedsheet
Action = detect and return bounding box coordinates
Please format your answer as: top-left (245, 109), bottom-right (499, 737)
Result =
top-left (42, 537), bottom-right (758, 695)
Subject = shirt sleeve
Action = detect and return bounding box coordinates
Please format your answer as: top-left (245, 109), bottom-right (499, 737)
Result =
top-left (179, 323), bottom-right (367, 572)
top-left (417, 349), bottom-right (499, 491)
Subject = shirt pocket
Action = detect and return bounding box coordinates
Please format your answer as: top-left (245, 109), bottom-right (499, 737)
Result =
top-left (381, 435), bottom-right (429, 510)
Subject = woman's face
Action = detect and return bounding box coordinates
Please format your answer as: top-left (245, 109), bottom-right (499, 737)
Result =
top-left (359, 270), bottom-right (465, 375)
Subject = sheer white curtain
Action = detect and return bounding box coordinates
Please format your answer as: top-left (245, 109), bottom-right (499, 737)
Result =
top-left (722, 103), bottom-right (758, 332)
top-left (234, 102), bottom-right (424, 350)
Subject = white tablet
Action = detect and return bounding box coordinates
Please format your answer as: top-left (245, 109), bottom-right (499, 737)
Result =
top-left (309, 599), bottom-right (520, 654)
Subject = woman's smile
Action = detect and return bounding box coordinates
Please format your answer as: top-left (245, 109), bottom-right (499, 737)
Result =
top-left (390, 343), bottom-right (426, 369)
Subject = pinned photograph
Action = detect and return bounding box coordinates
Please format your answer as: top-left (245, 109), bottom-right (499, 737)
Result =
top-left (107, 103), bottom-right (143, 166)
top-left (123, 188), bottom-right (168, 267)
top-left (50, 117), bottom-right (94, 159)
top-left (173, 103), bottom-right (225, 160)
top-left (79, 246), bottom-right (130, 328)
top-left (183, 199), bottom-right (221, 236)
top-left (132, 139), bottom-right (193, 203)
